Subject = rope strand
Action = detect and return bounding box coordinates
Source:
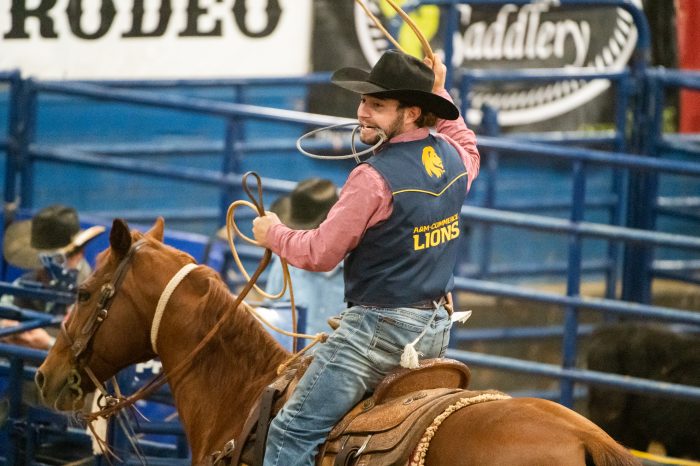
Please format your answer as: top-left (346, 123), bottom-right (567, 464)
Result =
top-left (354, 0), bottom-right (434, 60)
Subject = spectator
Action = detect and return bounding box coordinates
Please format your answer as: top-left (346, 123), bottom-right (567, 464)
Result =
top-left (1, 204), bottom-right (105, 349)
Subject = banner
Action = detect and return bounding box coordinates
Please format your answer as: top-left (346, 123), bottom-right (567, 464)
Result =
top-left (678, 0), bottom-right (700, 132)
top-left (311, 0), bottom-right (644, 130)
top-left (0, 0), bottom-right (311, 79)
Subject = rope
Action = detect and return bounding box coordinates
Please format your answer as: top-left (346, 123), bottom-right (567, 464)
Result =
top-left (86, 225), bottom-right (273, 421)
top-left (297, 0), bottom-right (437, 162)
top-left (225, 199), bottom-right (290, 301)
top-left (85, 173), bottom-right (316, 422)
top-left (354, 0), bottom-right (434, 61)
top-left (409, 392), bottom-right (511, 466)
top-left (151, 263), bottom-right (199, 353)
top-left (241, 300), bottom-right (321, 342)
top-left (225, 199), bottom-right (329, 365)
top-left (355, 0), bottom-right (405, 53)
top-left (296, 122), bottom-right (386, 162)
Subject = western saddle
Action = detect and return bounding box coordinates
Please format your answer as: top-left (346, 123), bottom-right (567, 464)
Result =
top-left (210, 358), bottom-right (473, 466)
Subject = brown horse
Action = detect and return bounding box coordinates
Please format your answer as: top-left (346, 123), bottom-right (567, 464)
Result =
top-left (36, 218), bottom-right (639, 465)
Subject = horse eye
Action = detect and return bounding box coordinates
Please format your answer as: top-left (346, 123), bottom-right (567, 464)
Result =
top-left (77, 290), bottom-right (91, 302)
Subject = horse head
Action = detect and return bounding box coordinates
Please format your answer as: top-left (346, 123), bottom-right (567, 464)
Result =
top-left (35, 217), bottom-right (188, 410)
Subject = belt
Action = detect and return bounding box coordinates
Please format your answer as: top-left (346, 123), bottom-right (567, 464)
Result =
top-left (348, 297), bottom-right (446, 311)
top-left (406, 298), bottom-right (443, 310)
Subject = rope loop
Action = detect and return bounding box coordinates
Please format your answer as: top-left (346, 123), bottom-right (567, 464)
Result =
top-left (296, 122), bottom-right (386, 163)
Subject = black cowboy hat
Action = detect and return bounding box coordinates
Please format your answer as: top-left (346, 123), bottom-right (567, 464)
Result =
top-left (3, 204), bottom-right (105, 269)
top-left (271, 178), bottom-right (339, 230)
top-left (331, 50), bottom-right (459, 121)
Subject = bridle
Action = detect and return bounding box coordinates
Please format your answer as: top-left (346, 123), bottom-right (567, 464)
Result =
top-left (55, 236), bottom-right (199, 463)
top-left (55, 172), bottom-right (278, 424)
top-left (59, 239), bottom-right (147, 399)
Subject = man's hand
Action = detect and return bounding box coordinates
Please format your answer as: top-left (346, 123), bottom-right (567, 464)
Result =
top-left (424, 54), bottom-right (447, 94)
top-left (1, 319), bottom-right (54, 350)
top-left (252, 212), bottom-right (282, 248)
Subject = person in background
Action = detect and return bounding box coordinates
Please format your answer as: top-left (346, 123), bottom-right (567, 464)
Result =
top-left (1, 204), bottom-right (105, 350)
top-left (264, 178), bottom-right (344, 336)
top-left (0, 204), bottom-right (106, 461)
top-left (253, 50), bottom-right (480, 466)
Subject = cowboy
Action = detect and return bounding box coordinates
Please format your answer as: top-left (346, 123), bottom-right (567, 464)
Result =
top-left (253, 50), bottom-right (480, 466)
top-left (1, 204), bottom-right (105, 349)
top-left (264, 178), bottom-right (344, 336)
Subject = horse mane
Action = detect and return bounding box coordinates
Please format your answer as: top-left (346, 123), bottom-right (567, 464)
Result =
top-left (168, 256), bottom-right (290, 401)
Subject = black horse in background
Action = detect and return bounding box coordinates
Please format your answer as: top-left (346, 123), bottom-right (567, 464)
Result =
top-left (586, 323), bottom-right (700, 459)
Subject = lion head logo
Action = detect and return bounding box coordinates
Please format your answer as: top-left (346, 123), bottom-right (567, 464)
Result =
top-left (421, 146), bottom-right (445, 178)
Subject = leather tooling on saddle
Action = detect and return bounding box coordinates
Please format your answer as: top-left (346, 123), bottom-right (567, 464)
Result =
top-left (210, 358), bottom-right (476, 466)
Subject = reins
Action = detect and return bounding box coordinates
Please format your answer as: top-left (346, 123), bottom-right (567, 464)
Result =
top-left (84, 172), bottom-right (323, 423)
top-left (85, 175), bottom-right (276, 421)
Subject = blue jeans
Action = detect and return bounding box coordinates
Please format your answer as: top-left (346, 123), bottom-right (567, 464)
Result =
top-left (263, 304), bottom-right (452, 466)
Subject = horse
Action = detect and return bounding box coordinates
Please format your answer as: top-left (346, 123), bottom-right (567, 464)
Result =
top-left (35, 218), bottom-right (640, 465)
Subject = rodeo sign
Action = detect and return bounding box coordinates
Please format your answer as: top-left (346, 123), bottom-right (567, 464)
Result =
top-left (0, 0), bottom-right (311, 79)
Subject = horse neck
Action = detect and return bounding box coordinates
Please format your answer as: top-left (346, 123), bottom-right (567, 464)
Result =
top-left (155, 268), bottom-right (290, 460)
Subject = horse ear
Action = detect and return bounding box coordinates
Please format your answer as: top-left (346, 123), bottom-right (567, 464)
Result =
top-left (110, 219), bottom-right (132, 258)
top-left (146, 217), bottom-right (165, 242)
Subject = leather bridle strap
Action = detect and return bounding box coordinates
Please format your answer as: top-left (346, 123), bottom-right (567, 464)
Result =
top-left (151, 263), bottom-right (199, 353)
top-left (67, 240), bottom-right (147, 363)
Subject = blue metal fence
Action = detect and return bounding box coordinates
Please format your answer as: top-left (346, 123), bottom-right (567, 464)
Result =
top-left (5, 72), bottom-right (697, 405)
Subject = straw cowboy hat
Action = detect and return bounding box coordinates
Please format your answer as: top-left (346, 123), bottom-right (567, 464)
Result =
top-left (331, 50), bottom-right (459, 120)
top-left (271, 178), bottom-right (339, 230)
top-left (3, 205), bottom-right (105, 270)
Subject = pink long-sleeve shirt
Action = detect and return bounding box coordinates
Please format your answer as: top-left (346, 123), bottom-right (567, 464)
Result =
top-left (268, 94), bottom-right (480, 272)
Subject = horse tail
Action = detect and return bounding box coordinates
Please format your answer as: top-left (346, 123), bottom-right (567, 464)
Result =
top-left (583, 433), bottom-right (641, 466)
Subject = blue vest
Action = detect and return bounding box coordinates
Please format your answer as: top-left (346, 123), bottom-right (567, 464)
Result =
top-left (344, 135), bottom-right (468, 306)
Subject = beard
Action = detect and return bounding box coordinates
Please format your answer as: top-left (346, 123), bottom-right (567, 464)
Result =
top-left (358, 108), bottom-right (405, 145)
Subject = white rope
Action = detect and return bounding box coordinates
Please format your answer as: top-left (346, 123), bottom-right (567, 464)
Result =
top-left (296, 122), bottom-right (386, 162)
top-left (400, 298), bottom-right (445, 369)
top-left (151, 263), bottom-right (199, 353)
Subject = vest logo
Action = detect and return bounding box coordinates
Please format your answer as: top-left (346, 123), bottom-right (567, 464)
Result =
top-left (421, 146), bottom-right (445, 178)
top-left (354, 0), bottom-right (641, 127)
top-left (413, 214), bottom-right (460, 251)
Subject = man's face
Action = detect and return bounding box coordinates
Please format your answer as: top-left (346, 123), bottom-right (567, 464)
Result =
top-left (357, 95), bottom-right (407, 145)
